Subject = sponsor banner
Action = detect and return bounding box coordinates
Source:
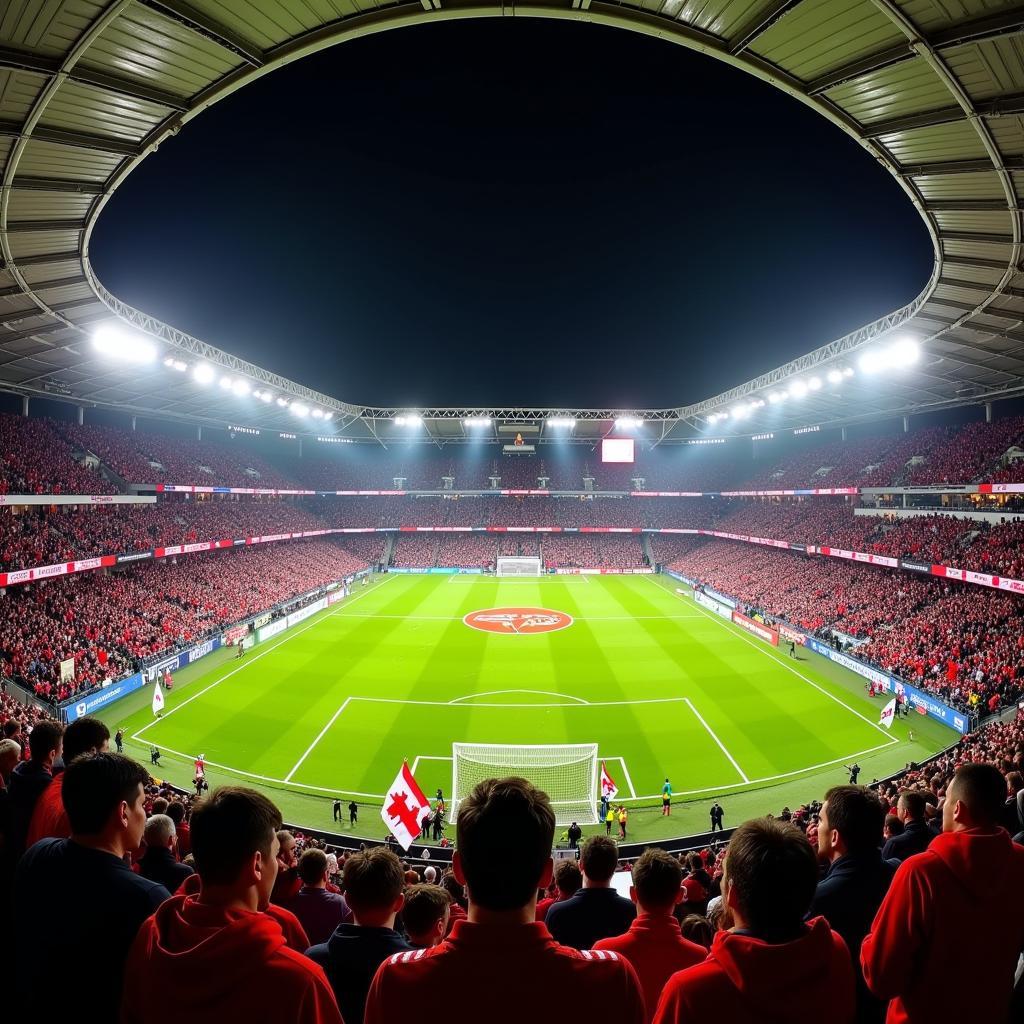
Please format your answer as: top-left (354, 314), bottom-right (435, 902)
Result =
top-left (580, 527), bottom-right (642, 534)
top-left (256, 618), bottom-right (288, 642)
top-left (287, 597), bottom-right (328, 628)
top-left (62, 672), bottom-right (144, 722)
top-left (500, 489), bottom-right (551, 495)
top-left (33, 562), bottom-right (68, 581)
top-left (655, 528), bottom-right (700, 535)
top-left (778, 624), bottom-right (806, 646)
top-left (223, 624), bottom-right (249, 645)
top-left (695, 590), bottom-right (733, 620)
top-left (0, 494), bottom-right (155, 506)
top-left (901, 559), bottom-right (932, 574)
top-left (703, 586), bottom-right (736, 610)
top-left (979, 483), bottom-right (1024, 494)
top-left (183, 542), bottom-right (213, 554)
top-left (663, 569), bottom-right (697, 586)
top-left (116, 550), bottom-right (154, 564)
top-left (186, 637), bottom-right (219, 664)
top-left (253, 612), bottom-right (272, 629)
top-left (720, 488), bottom-right (860, 497)
top-left (322, 490), bottom-right (408, 496)
top-left (327, 591), bottom-right (347, 606)
top-left (630, 491), bottom-right (705, 497)
top-left (553, 567), bottom-right (654, 575)
top-left (788, 543), bottom-right (806, 552)
top-left (157, 484), bottom-right (316, 496)
top-left (145, 653), bottom-right (182, 682)
top-left (732, 610), bottom-right (779, 646)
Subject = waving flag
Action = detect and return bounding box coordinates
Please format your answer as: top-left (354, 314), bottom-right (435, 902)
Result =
top-left (879, 698), bottom-right (897, 730)
top-left (151, 681), bottom-right (165, 716)
top-left (381, 761), bottom-right (432, 851)
top-left (600, 761), bottom-right (618, 800)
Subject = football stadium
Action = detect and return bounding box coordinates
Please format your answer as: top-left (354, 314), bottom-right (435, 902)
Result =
top-left (3, 0), bottom-right (1024, 1022)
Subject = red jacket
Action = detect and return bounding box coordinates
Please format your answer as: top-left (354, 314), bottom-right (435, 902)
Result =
top-left (861, 827), bottom-right (1024, 1024)
top-left (653, 917), bottom-right (854, 1024)
top-left (120, 894), bottom-right (342, 1024)
top-left (594, 913), bottom-right (707, 1022)
top-left (25, 772), bottom-right (69, 847)
top-left (366, 920), bottom-right (645, 1024)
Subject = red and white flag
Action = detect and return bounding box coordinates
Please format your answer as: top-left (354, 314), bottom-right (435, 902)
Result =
top-left (151, 681), bottom-right (165, 716)
top-left (600, 761), bottom-right (618, 800)
top-left (879, 698), bottom-right (897, 729)
top-left (381, 761), bottom-right (432, 851)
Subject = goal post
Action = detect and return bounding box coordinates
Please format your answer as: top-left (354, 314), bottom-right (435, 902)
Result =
top-left (496, 556), bottom-right (543, 577)
top-left (451, 743), bottom-right (599, 825)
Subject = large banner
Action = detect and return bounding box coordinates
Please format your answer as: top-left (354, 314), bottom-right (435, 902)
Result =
top-left (255, 618), bottom-right (288, 642)
top-left (694, 590), bottom-right (733, 620)
top-left (63, 672), bottom-right (144, 722)
top-left (732, 610), bottom-right (780, 646)
top-left (144, 636), bottom-right (221, 681)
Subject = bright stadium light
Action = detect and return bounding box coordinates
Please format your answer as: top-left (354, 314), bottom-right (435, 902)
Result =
top-left (324, 412), bottom-right (334, 421)
top-left (464, 417), bottom-right (492, 427)
top-left (731, 405), bottom-right (749, 420)
top-left (232, 380), bottom-right (250, 397)
top-left (395, 414), bottom-right (422, 426)
top-left (255, 390), bottom-right (273, 403)
top-left (827, 369), bottom-right (843, 384)
top-left (219, 376), bottom-right (233, 390)
top-left (768, 391), bottom-right (785, 404)
top-left (615, 417), bottom-right (643, 429)
top-left (547, 417), bottom-right (576, 428)
top-left (843, 366), bottom-right (855, 377)
top-left (290, 402), bottom-right (310, 418)
top-left (789, 380), bottom-right (808, 398)
top-left (889, 337), bottom-right (920, 366)
top-left (92, 325), bottom-right (157, 364)
top-left (312, 409), bottom-right (324, 419)
top-left (193, 363), bottom-right (215, 385)
top-left (807, 377), bottom-right (822, 391)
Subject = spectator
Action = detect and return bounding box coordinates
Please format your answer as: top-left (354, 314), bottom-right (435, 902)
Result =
top-left (808, 786), bottom-right (894, 1023)
top-left (137, 813), bottom-right (193, 892)
top-left (306, 846), bottom-right (411, 1024)
top-left (365, 777), bottom-right (644, 1024)
top-left (122, 786), bottom-right (342, 1024)
top-left (0, 736), bottom-right (21, 873)
top-left (440, 869), bottom-right (467, 934)
top-left (861, 763), bottom-right (1024, 1024)
top-left (594, 848), bottom-right (707, 1022)
top-left (15, 753), bottom-right (168, 1018)
top-left (402, 883), bottom-right (450, 948)
top-left (546, 834), bottom-right (637, 949)
top-left (882, 814), bottom-right (903, 842)
top-left (166, 800), bottom-right (190, 856)
top-left (26, 715), bottom-right (108, 846)
top-left (8, 718), bottom-right (63, 856)
top-left (271, 828), bottom-right (301, 905)
top-left (536, 859), bottom-right (582, 921)
top-left (653, 818), bottom-right (855, 1024)
top-left (880, 790), bottom-right (934, 863)
top-left (286, 848), bottom-right (352, 946)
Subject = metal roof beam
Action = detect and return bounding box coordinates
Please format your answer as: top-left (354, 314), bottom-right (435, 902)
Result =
top-left (806, 44), bottom-right (911, 94)
top-left (940, 276), bottom-right (1024, 299)
top-left (0, 321), bottom-right (73, 345)
top-left (1, 250), bottom-right (83, 269)
top-left (0, 275), bottom-right (85, 299)
top-left (901, 157), bottom-right (1024, 176)
top-left (0, 119), bottom-right (139, 156)
top-left (7, 219), bottom-right (83, 233)
top-left (141, 0), bottom-right (266, 67)
top-left (940, 230), bottom-right (1014, 243)
top-left (941, 254), bottom-right (1016, 271)
top-left (11, 176), bottom-right (104, 194)
top-left (927, 198), bottom-right (1015, 211)
top-left (729, 0), bottom-right (806, 54)
top-left (864, 95), bottom-right (1024, 139)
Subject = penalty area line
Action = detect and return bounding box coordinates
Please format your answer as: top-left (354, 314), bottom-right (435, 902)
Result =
top-left (684, 698), bottom-right (750, 783)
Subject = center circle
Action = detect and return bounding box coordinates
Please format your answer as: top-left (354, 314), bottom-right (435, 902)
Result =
top-left (463, 606), bottom-right (574, 634)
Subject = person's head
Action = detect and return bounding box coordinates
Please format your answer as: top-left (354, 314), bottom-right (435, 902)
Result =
top-left (165, 801), bottom-right (186, 826)
top-left (151, 797), bottom-right (168, 816)
top-left (144, 813), bottom-right (176, 851)
top-left (679, 913), bottom-right (715, 948)
top-left (580, 835), bottom-right (619, 886)
top-left (723, 818), bottom-right (818, 937)
top-left (943, 763), bottom-right (1008, 832)
top-left (189, 787), bottom-right (283, 910)
top-left (61, 717), bottom-right (110, 764)
top-left (818, 786), bottom-right (885, 862)
top-left (630, 848), bottom-right (683, 915)
top-left (298, 847), bottom-right (329, 888)
top-left (440, 870), bottom-right (466, 909)
top-left (28, 720), bottom-right (63, 768)
top-left (62, 753), bottom-right (149, 855)
top-left (896, 790), bottom-right (927, 823)
top-left (686, 853), bottom-right (704, 874)
top-left (0, 737), bottom-right (20, 779)
top-left (1006, 771), bottom-right (1022, 796)
top-left (2, 719), bottom-right (21, 742)
top-left (423, 865), bottom-right (437, 883)
top-left (553, 859), bottom-right (582, 898)
top-left (276, 829), bottom-right (297, 868)
top-left (453, 777), bottom-right (554, 914)
top-left (402, 883), bottom-right (450, 947)
top-left (343, 847), bottom-right (405, 927)
top-left (883, 814), bottom-right (904, 840)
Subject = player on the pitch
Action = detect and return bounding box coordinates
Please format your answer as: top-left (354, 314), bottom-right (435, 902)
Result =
top-left (662, 778), bottom-right (672, 816)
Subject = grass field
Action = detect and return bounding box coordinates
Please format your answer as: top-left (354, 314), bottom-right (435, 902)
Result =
top-left (108, 572), bottom-right (954, 843)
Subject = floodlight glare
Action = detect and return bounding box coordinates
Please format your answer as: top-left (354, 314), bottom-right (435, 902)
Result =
top-left (276, 397), bottom-right (289, 407)
top-left (91, 325), bottom-right (157, 364)
top-left (312, 409), bottom-right (324, 419)
top-left (615, 417), bottom-right (643, 429)
top-left (258, 391), bottom-right (273, 403)
top-left (324, 412), bottom-right (333, 421)
top-left (827, 369), bottom-right (843, 384)
top-left (232, 380), bottom-right (250, 396)
top-left (731, 405), bottom-right (749, 420)
top-left (889, 338), bottom-right (920, 367)
top-left (807, 377), bottom-right (822, 391)
top-left (290, 403), bottom-right (310, 418)
top-left (193, 363), bottom-right (215, 385)
top-left (843, 367), bottom-right (854, 378)
top-left (790, 380), bottom-right (808, 398)
top-left (463, 417), bottom-right (492, 427)
top-left (219, 377), bottom-right (233, 390)
top-left (858, 349), bottom-right (884, 374)
top-left (547, 417), bottom-right (576, 428)
top-left (395, 414), bottom-right (422, 426)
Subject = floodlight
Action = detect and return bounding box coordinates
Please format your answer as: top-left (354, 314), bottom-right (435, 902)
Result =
top-left (614, 417), bottom-right (643, 429)
top-left (827, 369), bottom-right (843, 384)
top-left (843, 367), bottom-right (854, 377)
top-left (858, 350), bottom-right (884, 374)
top-left (232, 380), bottom-right (250, 396)
top-left (731, 405), bottom-right (749, 420)
top-left (312, 409), bottom-right (324, 419)
top-left (290, 403), bottom-right (310, 418)
top-left (464, 417), bottom-right (492, 427)
top-left (91, 325), bottom-right (157, 364)
top-left (789, 380), bottom-right (808, 398)
top-left (768, 392), bottom-right (784, 404)
top-left (547, 417), bottom-right (576, 428)
top-left (889, 338), bottom-right (920, 366)
top-left (395, 414), bottom-right (422, 426)
top-left (324, 412), bottom-right (334, 421)
top-left (219, 377), bottom-right (233, 390)
top-left (276, 397), bottom-right (289, 407)
top-left (193, 363), bottom-right (215, 385)
top-left (807, 377), bottom-right (822, 391)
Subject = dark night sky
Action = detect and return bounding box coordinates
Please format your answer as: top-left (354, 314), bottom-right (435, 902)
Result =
top-left (89, 19), bottom-right (934, 410)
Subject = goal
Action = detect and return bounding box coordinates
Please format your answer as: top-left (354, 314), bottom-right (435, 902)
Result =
top-left (496, 556), bottom-right (543, 577)
top-left (451, 743), bottom-right (599, 825)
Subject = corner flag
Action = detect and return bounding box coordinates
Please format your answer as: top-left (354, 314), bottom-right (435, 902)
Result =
top-left (381, 761), bottom-right (432, 851)
top-left (600, 761), bottom-right (618, 801)
top-left (151, 681), bottom-right (165, 716)
top-left (879, 698), bottom-right (897, 729)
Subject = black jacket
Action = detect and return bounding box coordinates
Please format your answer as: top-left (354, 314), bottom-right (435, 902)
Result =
top-left (545, 886), bottom-right (636, 950)
top-left (138, 845), bottom-right (194, 894)
top-left (881, 819), bottom-right (934, 863)
top-left (8, 760), bottom-right (52, 856)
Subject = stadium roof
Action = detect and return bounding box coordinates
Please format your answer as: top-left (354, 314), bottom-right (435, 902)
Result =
top-left (2, 0), bottom-right (1024, 445)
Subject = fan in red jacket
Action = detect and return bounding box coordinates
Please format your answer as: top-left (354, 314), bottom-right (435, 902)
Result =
top-left (366, 777), bottom-right (644, 1024)
top-left (653, 818), bottom-right (854, 1024)
top-left (861, 763), bottom-right (1024, 1024)
top-left (122, 787), bottom-right (341, 1024)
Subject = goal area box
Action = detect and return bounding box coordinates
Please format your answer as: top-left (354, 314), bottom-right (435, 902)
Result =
top-left (451, 743), bottom-right (599, 825)
top-left (496, 556), bottom-right (543, 577)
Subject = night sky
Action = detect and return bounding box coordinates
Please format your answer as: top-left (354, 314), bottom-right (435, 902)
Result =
top-left (89, 19), bottom-right (933, 410)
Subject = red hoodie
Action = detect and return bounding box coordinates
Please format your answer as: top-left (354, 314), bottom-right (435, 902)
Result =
top-left (861, 827), bottom-right (1024, 1024)
top-left (652, 917), bottom-right (854, 1024)
top-left (121, 894), bottom-right (342, 1024)
top-left (25, 771), bottom-right (69, 847)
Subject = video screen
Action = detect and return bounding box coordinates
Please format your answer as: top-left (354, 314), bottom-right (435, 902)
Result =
top-left (601, 438), bottom-right (635, 464)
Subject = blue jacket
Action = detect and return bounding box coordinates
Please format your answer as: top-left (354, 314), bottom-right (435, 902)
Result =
top-left (881, 819), bottom-right (935, 863)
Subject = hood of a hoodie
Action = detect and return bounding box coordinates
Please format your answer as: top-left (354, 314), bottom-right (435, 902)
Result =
top-left (139, 893), bottom-right (288, 1005)
top-left (709, 917), bottom-right (844, 1021)
top-left (926, 827), bottom-right (1021, 901)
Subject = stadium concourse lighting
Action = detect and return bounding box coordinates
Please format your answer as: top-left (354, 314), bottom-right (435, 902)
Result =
top-left (463, 417), bottom-right (492, 427)
top-left (91, 325), bottom-right (157, 364)
top-left (192, 363), bottom-right (215, 385)
top-left (614, 416), bottom-right (643, 429)
top-left (395, 414), bottom-right (422, 426)
top-left (547, 417), bottom-right (576, 428)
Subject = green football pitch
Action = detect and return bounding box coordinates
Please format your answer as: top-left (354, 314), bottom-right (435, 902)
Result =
top-left (109, 572), bottom-right (954, 843)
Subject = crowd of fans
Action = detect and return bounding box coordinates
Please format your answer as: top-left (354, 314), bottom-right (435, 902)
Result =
top-left (0, 414), bottom-right (115, 495)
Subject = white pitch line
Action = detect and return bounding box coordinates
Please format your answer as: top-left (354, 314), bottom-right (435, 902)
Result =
top-left (684, 698), bottom-right (750, 783)
top-left (411, 754), bottom-right (452, 775)
top-left (448, 689), bottom-right (589, 705)
top-left (337, 613), bottom-right (701, 621)
top-left (605, 755), bottom-right (636, 798)
top-left (340, 695), bottom-right (690, 709)
top-left (284, 697), bottom-right (353, 782)
top-left (667, 580), bottom-right (899, 745)
top-left (131, 574), bottom-right (397, 743)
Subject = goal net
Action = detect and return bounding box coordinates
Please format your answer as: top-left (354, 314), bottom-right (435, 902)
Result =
top-left (496, 556), bottom-right (543, 577)
top-left (451, 743), bottom-right (599, 825)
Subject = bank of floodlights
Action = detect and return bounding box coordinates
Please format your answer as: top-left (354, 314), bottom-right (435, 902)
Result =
top-left (92, 325), bottom-right (158, 365)
top-left (547, 417), bottom-right (576, 429)
top-left (395, 414), bottom-right (422, 426)
top-left (463, 417), bottom-right (491, 427)
top-left (614, 416), bottom-right (644, 429)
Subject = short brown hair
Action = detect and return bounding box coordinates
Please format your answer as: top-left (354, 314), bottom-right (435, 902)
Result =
top-left (456, 777), bottom-right (555, 911)
top-left (554, 859), bottom-right (582, 897)
top-left (725, 818), bottom-right (817, 934)
top-left (823, 786), bottom-right (885, 853)
top-left (951, 762), bottom-right (1007, 825)
top-left (299, 847), bottom-right (329, 885)
top-left (27, 721), bottom-right (63, 763)
top-left (897, 790), bottom-right (927, 820)
top-left (632, 848), bottom-right (682, 909)
top-left (402, 883), bottom-right (449, 938)
top-left (190, 787), bottom-right (282, 885)
top-left (343, 847), bottom-right (405, 911)
top-left (62, 717), bottom-right (109, 763)
top-left (580, 835), bottom-right (618, 884)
